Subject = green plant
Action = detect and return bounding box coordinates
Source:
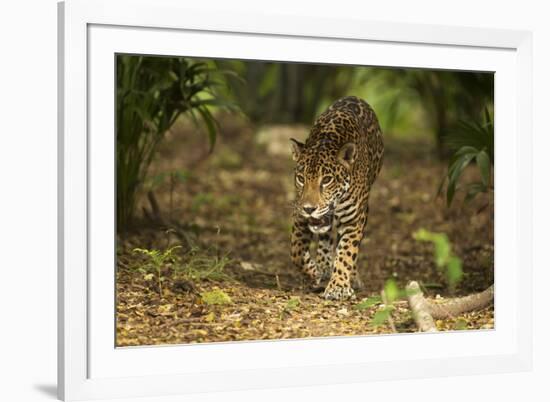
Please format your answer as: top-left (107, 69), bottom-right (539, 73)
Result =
top-left (369, 279), bottom-right (399, 328)
top-left (413, 228), bottom-right (463, 289)
top-left (285, 297), bottom-right (300, 310)
top-left (279, 297), bottom-right (301, 319)
top-left (441, 108), bottom-right (493, 206)
top-left (360, 280), bottom-right (422, 329)
top-left (354, 296), bottom-right (382, 311)
top-left (117, 55), bottom-right (231, 229)
top-left (133, 245), bottom-right (181, 297)
top-left (201, 289), bottom-right (232, 305)
top-left (177, 246), bottom-right (233, 282)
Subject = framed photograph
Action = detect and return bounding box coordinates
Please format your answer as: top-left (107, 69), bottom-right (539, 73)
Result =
top-left (58, 0), bottom-right (533, 400)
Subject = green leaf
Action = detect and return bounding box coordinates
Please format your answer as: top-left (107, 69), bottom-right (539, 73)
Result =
top-left (450, 146), bottom-right (479, 165)
top-left (444, 110), bottom-right (494, 199)
top-left (196, 106), bottom-right (217, 152)
top-left (414, 229), bottom-right (451, 268)
top-left (412, 228), bottom-right (432, 242)
top-left (354, 296), bottom-right (382, 311)
top-left (446, 181), bottom-right (456, 208)
top-left (446, 152), bottom-right (476, 206)
top-left (413, 228), bottom-right (461, 289)
top-left (449, 152), bottom-right (475, 187)
top-left (432, 234), bottom-right (451, 268)
top-left (384, 279), bottom-right (399, 304)
top-left (476, 150), bottom-right (491, 187)
top-left (446, 256), bottom-right (463, 287)
top-left (444, 117), bottom-right (493, 153)
top-left (370, 307), bottom-right (393, 327)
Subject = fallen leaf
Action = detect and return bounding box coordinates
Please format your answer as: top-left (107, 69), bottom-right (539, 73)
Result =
top-left (337, 308), bottom-right (349, 316)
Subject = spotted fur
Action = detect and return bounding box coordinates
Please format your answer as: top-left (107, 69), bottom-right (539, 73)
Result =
top-left (290, 96), bottom-right (384, 300)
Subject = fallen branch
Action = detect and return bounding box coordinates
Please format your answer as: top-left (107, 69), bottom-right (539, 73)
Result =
top-left (428, 284), bottom-right (494, 319)
top-left (406, 281), bottom-right (495, 332)
top-left (406, 281), bottom-right (437, 332)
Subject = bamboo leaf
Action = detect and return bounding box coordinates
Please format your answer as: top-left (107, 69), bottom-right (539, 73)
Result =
top-left (196, 106), bottom-right (218, 153)
top-left (464, 182), bottom-right (488, 203)
top-left (476, 150), bottom-right (491, 187)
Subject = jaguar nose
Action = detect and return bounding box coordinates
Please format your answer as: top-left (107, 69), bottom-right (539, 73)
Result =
top-left (303, 206), bottom-right (316, 215)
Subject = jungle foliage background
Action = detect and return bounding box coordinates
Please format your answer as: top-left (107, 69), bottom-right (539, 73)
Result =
top-left (116, 55), bottom-right (494, 346)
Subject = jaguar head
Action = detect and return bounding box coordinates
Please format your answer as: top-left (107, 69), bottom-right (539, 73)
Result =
top-left (290, 138), bottom-right (356, 234)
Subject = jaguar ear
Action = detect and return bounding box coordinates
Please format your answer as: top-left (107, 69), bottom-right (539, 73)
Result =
top-left (338, 142), bottom-right (357, 168)
top-left (290, 138), bottom-right (304, 162)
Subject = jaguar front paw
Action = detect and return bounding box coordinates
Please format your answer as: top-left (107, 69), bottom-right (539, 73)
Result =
top-left (323, 283), bottom-right (356, 301)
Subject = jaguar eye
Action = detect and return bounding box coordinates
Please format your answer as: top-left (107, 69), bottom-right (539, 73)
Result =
top-left (295, 174), bottom-right (304, 186)
top-left (321, 176), bottom-right (333, 186)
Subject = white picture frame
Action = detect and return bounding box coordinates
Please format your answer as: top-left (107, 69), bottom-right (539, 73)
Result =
top-left (58, 0), bottom-right (533, 400)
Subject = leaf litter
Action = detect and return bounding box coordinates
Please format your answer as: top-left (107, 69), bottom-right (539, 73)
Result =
top-left (116, 116), bottom-right (494, 346)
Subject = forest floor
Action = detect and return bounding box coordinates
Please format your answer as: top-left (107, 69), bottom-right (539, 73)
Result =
top-left (116, 115), bottom-right (494, 346)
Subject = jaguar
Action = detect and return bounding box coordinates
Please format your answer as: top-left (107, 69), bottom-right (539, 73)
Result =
top-left (290, 96), bottom-right (384, 300)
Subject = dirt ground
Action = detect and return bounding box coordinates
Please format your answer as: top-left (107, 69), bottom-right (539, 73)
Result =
top-left (116, 115), bottom-right (494, 346)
